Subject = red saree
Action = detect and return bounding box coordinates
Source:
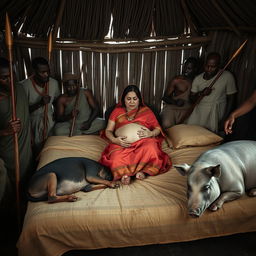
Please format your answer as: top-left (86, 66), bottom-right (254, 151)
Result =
top-left (99, 105), bottom-right (172, 181)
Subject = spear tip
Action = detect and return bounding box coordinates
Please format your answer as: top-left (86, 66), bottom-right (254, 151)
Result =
top-left (48, 30), bottom-right (53, 62)
top-left (233, 39), bottom-right (248, 58)
top-left (5, 12), bottom-right (13, 48)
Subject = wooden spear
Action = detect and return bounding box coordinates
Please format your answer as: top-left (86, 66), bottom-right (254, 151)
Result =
top-left (180, 39), bottom-right (248, 123)
top-left (69, 64), bottom-right (84, 137)
top-left (42, 30), bottom-right (53, 142)
top-left (5, 13), bottom-right (21, 226)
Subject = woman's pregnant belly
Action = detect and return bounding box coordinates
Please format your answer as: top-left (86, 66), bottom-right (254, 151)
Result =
top-left (115, 123), bottom-right (149, 143)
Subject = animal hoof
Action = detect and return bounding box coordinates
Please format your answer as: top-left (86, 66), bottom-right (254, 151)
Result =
top-left (248, 189), bottom-right (256, 197)
top-left (69, 196), bottom-right (78, 202)
top-left (209, 205), bottom-right (218, 211)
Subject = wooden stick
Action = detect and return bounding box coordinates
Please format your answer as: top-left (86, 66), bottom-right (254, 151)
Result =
top-left (42, 82), bottom-right (49, 142)
top-left (69, 64), bottom-right (84, 137)
top-left (180, 39), bottom-right (248, 123)
top-left (212, 0), bottom-right (241, 38)
top-left (5, 13), bottom-right (21, 228)
top-left (181, 0), bottom-right (197, 36)
top-left (48, 30), bottom-right (53, 62)
top-left (52, 0), bottom-right (66, 41)
top-left (14, 35), bottom-right (212, 49)
top-left (42, 31), bottom-right (53, 142)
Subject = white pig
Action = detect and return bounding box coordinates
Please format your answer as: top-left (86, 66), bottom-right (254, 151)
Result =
top-left (175, 140), bottom-right (256, 217)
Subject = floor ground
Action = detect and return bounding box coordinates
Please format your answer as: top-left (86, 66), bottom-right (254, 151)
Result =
top-left (63, 232), bottom-right (256, 256)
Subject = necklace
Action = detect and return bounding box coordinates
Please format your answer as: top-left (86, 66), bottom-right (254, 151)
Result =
top-left (126, 115), bottom-right (134, 121)
top-left (30, 77), bottom-right (48, 96)
top-left (126, 108), bottom-right (138, 121)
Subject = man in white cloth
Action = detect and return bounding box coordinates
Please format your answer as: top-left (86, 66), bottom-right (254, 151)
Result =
top-left (20, 57), bottom-right (60, 154)
top-left (186, 52), bottom-right (237, 134)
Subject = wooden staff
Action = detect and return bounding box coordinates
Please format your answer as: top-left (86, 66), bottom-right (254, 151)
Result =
top-left (42, 30), bottom-right (53, 142)
top-left (5, 13), bottom-right (21, 227)
top-left (69, 64), bottom-right (84, 137)
top-left (180, 39), bottom-right (248, 123)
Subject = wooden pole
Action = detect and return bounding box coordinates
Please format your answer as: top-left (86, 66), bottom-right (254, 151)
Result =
top-left (5, 13), bottom-right (21, 228)
top-left (181, 0), bottom-right (197, 36)
top-left (69, 64), bottom-right (84, 137)
top-left (180, 39), bottom-right (248, 123)
top-left (211, 0), bottom-right (241, 38)
top-left (52, 0), bottom-right (66, 42)
top-left (42, 30), bottom-right (53, 142)
top-left (14, 35), bottom-right (212, 49)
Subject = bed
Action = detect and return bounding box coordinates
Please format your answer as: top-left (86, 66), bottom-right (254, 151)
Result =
top-left (17, 125), bottom-right (256, 256)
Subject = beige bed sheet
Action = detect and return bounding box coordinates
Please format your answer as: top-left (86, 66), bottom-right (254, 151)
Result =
top-left (17, 136), bottom-right (256, 256)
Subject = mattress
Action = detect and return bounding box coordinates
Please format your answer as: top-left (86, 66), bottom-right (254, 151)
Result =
top-left (17, 135), bottom-right (256, 256)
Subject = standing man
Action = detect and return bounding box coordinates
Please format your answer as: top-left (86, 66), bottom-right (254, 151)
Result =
top-left (186, 52), bottom-right (237, 134)
top-left (160, 57), bottom-right (199, 129)
top-left (20, 57), bottom-right (60, 154)
top-left (0, 57), bottom-right (32, 205)
top-left (53, 73), bottom-right (105, 136)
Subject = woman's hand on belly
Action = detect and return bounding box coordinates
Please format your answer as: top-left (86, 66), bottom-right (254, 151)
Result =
top-left (115, 123), bottom-right (150, 143)
top-left (137, 127), bottom-right (153, 139)
top-left (113, 136), bottom-right (131, 147)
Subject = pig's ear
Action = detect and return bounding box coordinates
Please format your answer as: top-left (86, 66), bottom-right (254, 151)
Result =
top-left (205, 164), bottom-right (221, 178)
top-left (174, 164), bottom-right (191, 176)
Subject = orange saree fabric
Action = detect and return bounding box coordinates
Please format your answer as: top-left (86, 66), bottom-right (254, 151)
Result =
top-left (99, 106), bottom-right (172, 180)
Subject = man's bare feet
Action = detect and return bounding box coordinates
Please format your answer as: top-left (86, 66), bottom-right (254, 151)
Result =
top-left (135, 171), bottom-right (145, 180)
top-left (121, 175), bottom-right (131, 185)
top-left (48, 194), bottom-right (78, 203)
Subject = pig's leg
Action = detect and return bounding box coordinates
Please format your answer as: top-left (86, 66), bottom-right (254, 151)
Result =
top-left (209, 191), bottom-right (242, 211)
top-left (47, 173), bottom-right (78, 203)
top-left (248, 188), bottom-right (256, 196)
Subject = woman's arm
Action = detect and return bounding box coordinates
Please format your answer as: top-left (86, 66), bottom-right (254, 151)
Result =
top-left (105, 119), bottom-right (131, 147)
top-left (224, 90), bottom-right (256, 134)
top-left (105, 120), bottom-right (117, 143)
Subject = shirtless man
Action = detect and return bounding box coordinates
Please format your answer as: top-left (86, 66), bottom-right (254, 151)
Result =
top-left (160, 57), bottom-right (199, 129)
top-left (53, 73), bottom-right (105, 136)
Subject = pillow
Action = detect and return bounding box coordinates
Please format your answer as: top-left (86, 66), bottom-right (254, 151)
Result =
top-left (166, 124), bottom-right (223, 149)
top-left (37, 135), bottom-right (108, 169)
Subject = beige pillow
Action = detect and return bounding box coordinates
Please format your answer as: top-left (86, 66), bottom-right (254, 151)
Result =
top-left (166, 124), bottom-right (223, 149)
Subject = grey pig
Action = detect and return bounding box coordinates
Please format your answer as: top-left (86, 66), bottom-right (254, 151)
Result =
top-left (175, 140), bottom-right (256, 217)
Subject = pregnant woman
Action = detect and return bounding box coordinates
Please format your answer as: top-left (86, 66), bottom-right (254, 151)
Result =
top-left (100, 85), bottom-right (171, 185)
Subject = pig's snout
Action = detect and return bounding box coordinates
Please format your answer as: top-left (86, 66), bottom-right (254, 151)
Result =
top-left (188, 208), bottom-right (201, 218)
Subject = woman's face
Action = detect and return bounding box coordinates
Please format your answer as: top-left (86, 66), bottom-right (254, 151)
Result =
top-left (124, 91), bottom-right (139, 111)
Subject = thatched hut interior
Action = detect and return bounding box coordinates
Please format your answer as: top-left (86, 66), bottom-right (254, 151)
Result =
top-left (0, 1), bottom-right (256, 255)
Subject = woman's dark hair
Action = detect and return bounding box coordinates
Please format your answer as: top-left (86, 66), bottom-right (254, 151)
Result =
top-left (121, 85), bottom-right (143, 108)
